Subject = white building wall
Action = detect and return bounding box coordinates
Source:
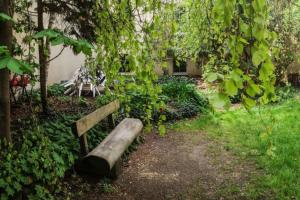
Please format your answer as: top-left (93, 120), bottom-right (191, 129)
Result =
top-left (14, 3), bottom-right (86, 85)
top-left (47, 46), bottom-right (85, 85)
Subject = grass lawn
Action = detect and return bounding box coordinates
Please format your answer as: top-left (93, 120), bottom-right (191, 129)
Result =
top-left (172, 98), bottom-right (300, 199)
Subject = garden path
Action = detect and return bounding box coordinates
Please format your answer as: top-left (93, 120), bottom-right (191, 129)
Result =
top-left (84, 129), bottom-right (258, 200)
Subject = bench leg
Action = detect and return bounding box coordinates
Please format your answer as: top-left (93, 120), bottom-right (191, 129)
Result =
top-left (107, 114), bottom-right (115, 129)
top-left (108, 158), bottom-right (122, 179)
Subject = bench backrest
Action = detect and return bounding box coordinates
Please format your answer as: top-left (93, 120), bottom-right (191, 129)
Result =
top-left (72, 100), bottom-right (120, 155)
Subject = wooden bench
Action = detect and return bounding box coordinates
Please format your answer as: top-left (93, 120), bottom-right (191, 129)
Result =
top-left (72, 100), bottom-right (143, 178)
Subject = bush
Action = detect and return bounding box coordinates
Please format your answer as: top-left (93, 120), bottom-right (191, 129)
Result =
top-left (96, 94), bottom-right (116, 108)
top-left (160, 76), bottom-right (210, 120)
top-left (158, 76), bottom-right (197, 85)
top-left (95, 76), bottom-right (210, 123)
top-left (0, 130), bottom-right (74, 200)
top-left (1, 113), bottom-right (110, 200)
top-left (48, 84), bottom-right (65, 97)
top-left (43, 114), bottom-right (109, 153)
top-left (124, 91), bottom-right (153, 120)
top-left (275, 84), bottom-right (298, 102)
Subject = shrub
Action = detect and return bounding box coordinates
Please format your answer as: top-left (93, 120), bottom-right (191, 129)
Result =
top-left (96, 94), bottom-right (116, 108)
top-left (0, 130), bottom-right (74, 200)
top-left (160, 77), bottom-right (210, 120)
top-left (124, 91), bottom-right (153, 120)
top-left (95, 76), bottom-right (210, 123)
top-left (158, 76), bottom-right (197, 85)
top-left (176, 101), bottom-right (200, 118)
top-left (1, 113), bottom-right (110, 200)
top-left (48, 84), bottom-right (65, 97)
top-left (275, 84), bottom-right (298, 102)
top-left (43, 114), bottom-right (109, 153)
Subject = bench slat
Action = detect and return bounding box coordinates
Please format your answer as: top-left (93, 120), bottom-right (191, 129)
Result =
top-left (73, 100), bottom-right (120, 137)
top-left (81, 118), bottom-right (143, 176)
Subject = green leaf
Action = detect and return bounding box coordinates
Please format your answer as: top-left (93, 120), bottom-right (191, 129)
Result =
top-left (161, 115), bottom-right (166, 121)
top-left (243, 96), bottom-right (256, 109)
top-left (7, 58), bottom-right (23, 74)
top-left (252, 0), bottom-right (265, 11)
top-left (224, 79), bottom-right (238, 96)
top-left (0, 57), bottom-right (10, 69)
top-left (230, 70), bottom-right (243, 89)
top-left (50, 37), bottom-right (65, 46)
top-left (0, 13), bottom-right (13, 22)
top-left (210, 93), bottom-right (230, 109)
top-left (206, 72), bottom-right (218, 82)
top-left (237, 42), bottom-right (244, 55)
top-left (240, 22), bottom-right (250, 36)
top-left (158, 124), bottom-right (166, 136)
top-left (34, 29), bottom-right (60, 39)
top-left (259, 61), bottom-right (274, 81)
top-left (0, 46), bottom-right (10, 56)
top-left (0, 179), bottom-right (6, 187)
top-left (246, 81), bottom-right (261, 97)
top-left (238, 37), bottom-right (249, 45)
top-left (252, 50), bottom-right (264, 67)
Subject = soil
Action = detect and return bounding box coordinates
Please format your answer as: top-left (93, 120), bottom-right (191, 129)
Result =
top-left (80, 130), bottom-right (260, 200)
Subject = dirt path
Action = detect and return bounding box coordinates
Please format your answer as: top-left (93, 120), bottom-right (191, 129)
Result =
top-left (85, 130), bottom-right (259, 200)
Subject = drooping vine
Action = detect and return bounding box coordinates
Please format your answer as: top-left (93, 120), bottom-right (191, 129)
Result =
top-left (206, 0), bottom-right (277, 109)
top-left (95, 0), bottom-right (172, 134)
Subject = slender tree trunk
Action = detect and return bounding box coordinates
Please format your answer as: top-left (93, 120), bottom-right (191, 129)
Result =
top-left (0, 0), bottom-right (12, 142)
top-left (37, 0), bottom-right (49, 114)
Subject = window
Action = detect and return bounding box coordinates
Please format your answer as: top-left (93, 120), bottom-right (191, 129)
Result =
top-left (173, 58), bottom-right (187, 73)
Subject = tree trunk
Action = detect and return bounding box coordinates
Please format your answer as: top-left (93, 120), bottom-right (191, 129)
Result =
top-left (0, 0), bottom-right (12, 142)
top-left (37, 0), bottom-right (49, 114)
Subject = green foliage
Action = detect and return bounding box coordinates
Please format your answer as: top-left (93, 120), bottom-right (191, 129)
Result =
top-left (105, 76), bottom-right (210, 124)
top-left (0, 112), bottom-right (109, 199)
top-left (172, 0), bottom-right (212, 59)
top-left (28, 185), bottom-right (54, 200)
top-left (269, 1), bottom-right (300, 84)
top-left (173, 99), bottom-right (300, 199)
top-left (96, 94), bottom-right (116, 108)
top-left (0, 9), bottom-right (34, 75)
top-left (94, 0), bottom-right (172, 132)
top-left (42, 115), bottom-right (81, 154)
top-left (78, 97), bottom-right (88, 107)
top-left (158, 75), bottom-right (197, 85)
top-left (0, 56), bottom-right (31, 74)
top-left (0, 130), bottom-right (73, 200)
top-left (0, 52), bottom-right (33, 74)
top-left (96, 76), bottom-right (209, 125)
top-left (173, 0), bottom-right (278, 109)
top-left (209, 0), bottom-right (277, 109)
top-left (0, 12), bottom-right (13, 22)
top-left (47, 84), bottom-right (65, 97)
top-left (34, 29), bottom-right (93, 56)
top-left (275, 84), bottom-right (298, 102)
top-left (160, 76), bottom-right (210, 120)
top-left (42, 114), bottom-right (109, 152)
top-left (123, 90), bottom-right (156, 122)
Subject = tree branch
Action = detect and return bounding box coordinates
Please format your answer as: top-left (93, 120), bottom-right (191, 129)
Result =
top-left (47, 46), bottom-right (66, 63)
